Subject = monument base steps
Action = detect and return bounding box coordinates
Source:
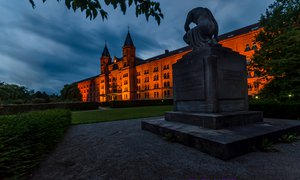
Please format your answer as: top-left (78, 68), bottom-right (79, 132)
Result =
top-left (141, 118), bottom-right (300, 160)
top-left (165, 111), bottom-right (263, 129)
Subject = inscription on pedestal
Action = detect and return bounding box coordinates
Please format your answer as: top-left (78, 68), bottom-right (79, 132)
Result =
top-left (173, 60), bottom-right (205, 101)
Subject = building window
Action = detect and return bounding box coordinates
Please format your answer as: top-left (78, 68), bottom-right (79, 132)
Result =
top-left (101, 86), bottom-right (104, 89)
top-left (164, 81), bottom-right (170, 88)
top-left (137, 78), bottom-right (141, 84)
top-left (124, 80), bottom-right (128, 85)
top-left (124, 87), bottom-right (128, 92)
top-left (248, 84), bottom-right (253, 90)
top-left (144, 69), bottom-right (149, 74)
top-left (145, 85), bottom-right (150, 90)
top-left (153, 75), bottom-right (159, 81)
top-left (123, 73), bottom-right (128, 77)
top-left (245, 44), bottom-right (251, 52)
top-left (144, 77), bottom-right (149, 82)
top-left (113, 64), bottom-right (118, 70)
top-left (164, 73), bottom-right (170, 79)
top-left (163, 64), bottom-right (170, 70)
top-left (137, 72), bottom-right (140, 76)
top-left (153, 67), bottom-right (159, 72)
top-left (138, 86), bottom-right (141, 91)
top-left (254, 82), bottom-right (259, 89)
top-left (164, 90), bottom-right (170, 97)
top-left (252, 43), bottom-right (257, 50)
top-left (154, 92), bottom-right (159, 98)
top-left (154, 83), bottom-right (159, 89)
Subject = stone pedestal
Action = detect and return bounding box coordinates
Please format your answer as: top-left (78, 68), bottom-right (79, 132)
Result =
top-left (167, 46), bottom-right (263, 129)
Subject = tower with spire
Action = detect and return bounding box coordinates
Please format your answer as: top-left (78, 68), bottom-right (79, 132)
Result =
top-left (122, 30), bottom-right (136, 67)
top-left (100, 43), bottom-right (111, 74)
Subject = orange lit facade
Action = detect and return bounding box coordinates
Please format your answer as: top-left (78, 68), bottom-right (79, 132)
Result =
top-left (76, 23), bottom-right (268, 102)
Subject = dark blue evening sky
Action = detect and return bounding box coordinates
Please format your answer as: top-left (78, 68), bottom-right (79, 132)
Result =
top-left (0, 0), bottom-right (274, 94)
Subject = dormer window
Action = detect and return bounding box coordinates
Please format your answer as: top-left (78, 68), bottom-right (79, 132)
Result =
top-left (245, 44), bottom-right (251, 52)
top-left (252, 43), bottom-right (257, 50)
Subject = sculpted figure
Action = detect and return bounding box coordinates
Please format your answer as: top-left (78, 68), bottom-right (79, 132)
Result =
top-left (183, 7), bottom-right (219, 49)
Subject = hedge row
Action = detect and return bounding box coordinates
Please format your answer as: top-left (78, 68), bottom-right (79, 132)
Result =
top-left (249, 101), bottom-right (300, 120)
top-left (98, 99), bottom-right (299, 120)
top-left (0, 102), bottom-right (99, 115)
top-left (99, 99), bottom-right (173, 108)
top-left (0, 109), bottom-right (71, 180)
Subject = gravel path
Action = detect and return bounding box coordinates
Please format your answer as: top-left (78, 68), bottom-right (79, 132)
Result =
top-left (32, 117), bottom-right (300, 180)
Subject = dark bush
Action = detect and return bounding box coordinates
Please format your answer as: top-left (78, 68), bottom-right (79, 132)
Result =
top-left (0, 109), bottom-right (71, 180)
top-left (0, 102), bottom-right (99, 115)
top-left (249, 100), bottom-right (300, 120)
top-left (106, 99), bottom-right (173, 108)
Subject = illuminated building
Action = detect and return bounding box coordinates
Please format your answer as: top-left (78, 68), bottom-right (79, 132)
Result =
top-left (76, 23), bottom-right (268, 102)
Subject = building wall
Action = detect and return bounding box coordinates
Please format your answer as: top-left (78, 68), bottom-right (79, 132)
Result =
top-left (135, 51), bottom-right (190, 100)
top-left (77, 76), bottom-right (100, 102)
top-left (218, 27), bottom-right (269, 96)
top-left (77, 25), bottom-right (269, 102)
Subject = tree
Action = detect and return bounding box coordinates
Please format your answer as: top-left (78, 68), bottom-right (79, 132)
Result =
top-left (28, 0), bottom-right (164, 24)
top-left (60, 83), bottom-right (82, 101)
top-left (0, 82), bottom-right (32, 104)
top-left (251, 0), bottom-right (300, 101)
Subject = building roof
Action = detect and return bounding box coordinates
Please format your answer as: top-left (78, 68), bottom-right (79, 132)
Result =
top-left (135, 57), bottom-right (145, 65)
top-left (143, 46), bottom-right (192, 63)
top-left (102, 44), bottom-right (110, 57)
top-left (74, 75), bottom-right (100, 84)
top-left (218, 23), bottom-right (260, 41)
top-left (124, 31), bottom-right (134, 47)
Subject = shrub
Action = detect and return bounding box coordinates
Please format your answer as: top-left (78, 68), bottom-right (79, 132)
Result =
top-left (0, 109), bottom-right (71, 179)
top-left (278, 132), bottom-right (298, 143)
top-left (0, 102), bottom-right (99, 115)
top-left (249, 100), bottom-right (300, 120)
top-left (106, 99), bottom-right (173, 108)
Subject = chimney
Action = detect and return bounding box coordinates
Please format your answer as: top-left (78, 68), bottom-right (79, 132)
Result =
top-left (165, 49), bottom-right (169, 54)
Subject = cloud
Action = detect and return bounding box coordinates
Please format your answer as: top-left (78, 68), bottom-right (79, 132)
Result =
top-left (0, 0), bottom-right (275, 94)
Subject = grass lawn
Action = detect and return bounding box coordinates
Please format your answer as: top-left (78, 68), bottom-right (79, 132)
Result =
top-left (72, 105), bottom-right (173, 124)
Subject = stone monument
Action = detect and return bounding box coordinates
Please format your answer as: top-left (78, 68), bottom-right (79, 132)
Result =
top-left (142, 7), bottom-right (300, 160)
top-left (166, 7), bottom-right (263, 129)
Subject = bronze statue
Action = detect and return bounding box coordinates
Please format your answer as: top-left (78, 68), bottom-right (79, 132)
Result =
top-left (183, 7), bottom-right (219, 49)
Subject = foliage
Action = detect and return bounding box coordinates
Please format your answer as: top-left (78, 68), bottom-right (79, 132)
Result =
top-left (103, 99), bottom-right (173, 108)
top-left (60, 83), bottom-right (82, 101)
top-left (0, 109), bottom-right (71, 180)
top-left (249, 100), bottom-right (300, 119)
top-left (28, 0), bottom-right (164, 24)
top-left (251, 0), bottom-right (300, 101)
top-left (0, 82), bottom-right (60, 105)
top-left (163, 133), bottom-right (178, 142)
top-left (279, 132), bottom-right (298, 143)
top-left (0, 102), bottom-right (99, 115)
top-left (33, 91), bottom-right (50, 103)
top-left (72, 105), bottom-right (172, 124)
top-left (259, 138), bottom-right (279, 152)
top-left (0, 82), bottom-right (32, 104)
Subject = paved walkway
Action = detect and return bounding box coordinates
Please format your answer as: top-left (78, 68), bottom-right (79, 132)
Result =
top-left (32, 117), bottom-right (300, 180)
